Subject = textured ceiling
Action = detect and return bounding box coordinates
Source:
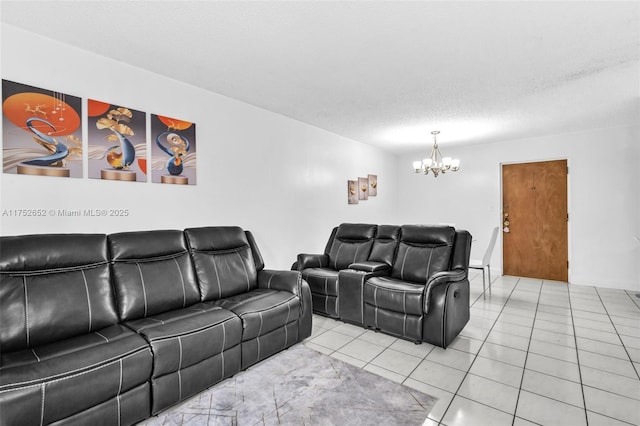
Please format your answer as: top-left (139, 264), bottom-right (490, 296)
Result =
top-left (2, 1), bottom-right (639, 153)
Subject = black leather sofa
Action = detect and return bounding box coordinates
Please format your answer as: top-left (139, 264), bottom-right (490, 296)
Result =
top-left (294, 223), bottom-right (472, 348)
top-left (0, 226), bottom-right (312, 426)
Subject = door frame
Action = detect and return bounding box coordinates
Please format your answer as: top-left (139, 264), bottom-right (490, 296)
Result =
top-left (499, 157), bottom-right (572, 283)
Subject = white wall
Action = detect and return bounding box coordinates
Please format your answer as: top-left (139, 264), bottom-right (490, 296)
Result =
top-left (0, 25), bottom-right (399, 269)
top-left (3, 25), bottom-right (638, 291)
top-left (398, 126), bottom-right (640, 291)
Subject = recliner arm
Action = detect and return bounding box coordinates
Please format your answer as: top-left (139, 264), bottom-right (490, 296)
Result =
top-left (337, 267), bottom-right (389, 326)
top-left (258, 269), bottom-right (302, 297)
top-left (296, 253), bottom-right (329, 271)
top-left (423, 269), bottom-right (468, 314)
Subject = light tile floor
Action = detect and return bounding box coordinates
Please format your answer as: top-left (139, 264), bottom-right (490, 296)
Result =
top-left (304, 273), bottom-right (640, 425)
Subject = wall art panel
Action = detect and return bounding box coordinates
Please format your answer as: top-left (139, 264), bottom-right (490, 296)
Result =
top-left (2, 80), bottom-right (83, 178)
top-left (358, 177), bottom-right (369, 200)
top-left (87, 100), bottom-right (147, 182)
top-left (348, 180), bottom-right (359, 204)
top-left (368, 174), bottom-right (378, 196)
top-left (150, 114), bottom-right (196, 185)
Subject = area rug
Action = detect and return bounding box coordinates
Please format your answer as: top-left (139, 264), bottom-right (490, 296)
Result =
top-left (139, 344), bottom-right (437, 425)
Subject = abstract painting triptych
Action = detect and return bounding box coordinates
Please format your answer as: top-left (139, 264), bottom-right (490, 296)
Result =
top-left (2, 79), bottom-right (197, 185)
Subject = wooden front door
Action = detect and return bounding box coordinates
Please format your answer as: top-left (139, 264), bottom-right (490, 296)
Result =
top-left (502, 160), bottom-right (568, 281)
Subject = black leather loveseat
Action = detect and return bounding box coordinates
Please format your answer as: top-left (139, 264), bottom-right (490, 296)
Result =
top-left (0, 226), bottom-right (312, 426)
top-left (294, 223), bottom-right (471, 348)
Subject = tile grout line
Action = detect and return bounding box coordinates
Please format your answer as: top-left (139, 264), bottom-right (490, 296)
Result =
top-left (315, 317), bottom-right (437, 373)
top-left (432, 288), bottom-right (631, 422)
top-left (525, 286), bottom-right (628, 413)
top-left (434, 277), bottom-right (522, 425)
top-left (395, 284), bottom-right (494, 424)
top-left (593, 287), bottom-right (640, 382)
top-left (310, 283), bottom-right (639, 425)
top-left (606, 289), bottom-right (640, 380)
top-left (566, 282), bottom-right (590, 426)
top-left (315, 319), bottom-right (409, 370)
top-left (398, 276), bottom-right (508, 424)
top-left (358, 335), bottom-right (421, 380)
top-left (576, 288), bottom-right (640, 425)
top-left (306, 319), bottom-right (360, 355)
top-left (396, 276), bottom-right (494, 387)
top-left (624, 289), bottom-right (640, 310)
top-left (350, 335), bottom-right (393, 373)
top-left (510, 278), bottom-right (544, 426)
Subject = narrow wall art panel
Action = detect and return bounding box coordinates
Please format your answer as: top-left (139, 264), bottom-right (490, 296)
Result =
top-left (348, 180), bottom-right (359, 204)
top-left (87, 100), bottom-right (147, 182)
top-left (368, 174), bottom-right (378, 196)
top-left (2, 80), bottom-right (83, 178)
top-left (358, 177), bottom-right (369, 200)
top-left (151, 114), bottom-right (197, 185)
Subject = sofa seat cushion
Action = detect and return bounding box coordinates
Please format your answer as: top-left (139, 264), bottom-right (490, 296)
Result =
top-left (0, 324), bottom-right (152, 425)
top-left (209, 289), bottom-right (300, 341)
top-left (0, 324), bottom-right (150, 389)
top-left (124, 306), bottom-right (242, 379)
top-left (364, 277), bottom-right (425, 316)
top-left (301, 268), bottom-right (339, 297)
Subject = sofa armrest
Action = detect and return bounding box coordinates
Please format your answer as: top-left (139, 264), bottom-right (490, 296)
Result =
top-left (348, 261), bottom-right (390, 274)
top-left (258, 269), bottom-right (302, 296)
top-left (296, 253), bottom-right (329, 271)
top-left (334, 269), bottom-right (367, 325)
top-left (423, 269), bottom-right (468, 314)
top-left (258, 269), bottom-right (313, 341)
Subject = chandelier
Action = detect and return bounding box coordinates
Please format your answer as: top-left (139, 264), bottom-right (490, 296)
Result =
top-left (412, 131), bottom-right (460, 177)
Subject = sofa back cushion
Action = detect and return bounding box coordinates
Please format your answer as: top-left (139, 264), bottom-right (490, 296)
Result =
top-left (368, 225), bottom-right (400, 266)
top-left (0, 234), bottom-right (116, 352)
top-left (451, 230), bottom-right (473, 271)
top-left (244, 230), bottom-right (265, 272)
top-left (184, 226), bottom-right (258, 301)
top-left (391, 225), bottom-right (456, 284)
top-left (109, 230), bottom-right (200, 321)
top-left (327, 223), bottom-right (376, 270)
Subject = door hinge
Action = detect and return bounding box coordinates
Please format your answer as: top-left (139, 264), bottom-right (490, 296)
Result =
top-left (567, 213), bottom-right (569, 221)
top-left (567, 166), bottom-right (569, 174)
